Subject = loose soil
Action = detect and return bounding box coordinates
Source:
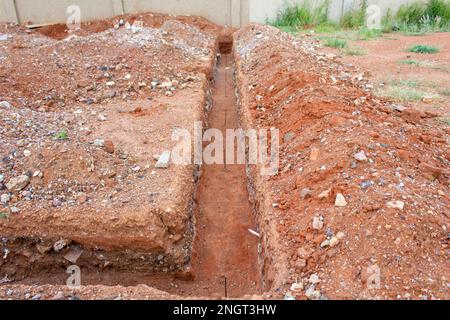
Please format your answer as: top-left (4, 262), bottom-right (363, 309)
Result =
top-left (0, 16), bottom-right (448, 301)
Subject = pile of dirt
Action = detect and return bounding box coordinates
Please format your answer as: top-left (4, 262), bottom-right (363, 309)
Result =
top-left (234, 24), bottom-right (448, 300)
top-left (0, 15), bottom-right (219, 282)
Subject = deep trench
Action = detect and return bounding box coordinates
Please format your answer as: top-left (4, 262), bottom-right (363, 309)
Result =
top-left (1, 43), bottom-right (265, 298)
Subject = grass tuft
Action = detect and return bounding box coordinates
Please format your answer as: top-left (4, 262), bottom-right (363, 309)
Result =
top-left (323, 37), bottom-right (347, 48)
top-left (409, 44), bottom-right (440, 53)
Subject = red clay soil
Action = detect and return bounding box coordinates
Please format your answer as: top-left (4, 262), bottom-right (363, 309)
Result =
top-left (191, 53), bottom-right (261, 298)
top-left (234, 24), bottom-right (449, 300)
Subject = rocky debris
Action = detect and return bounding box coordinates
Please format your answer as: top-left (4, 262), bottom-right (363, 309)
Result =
top-left (354, 151), bottom-right (368, 162)
top-left (155, 151), bottom-right (171, 169)
top-left (104, 140), bottom-right (115, 154)
top-left (334, 193), bottom-right (347, 207)
top-left (387, 200), bottom-right (405, 210)
top-left (1, 193), bottom-right (10, 204)
top-left (312, 216), bottom-right (324, 230)
top-left (53, 239), bottom-right (71, 252)
top-left (309, 148), bottom-right (320, 161)
top-left (0, 101), bottom-right (12, 109)
top-left (5, 175), bottom-right (30, 192)
top-left (63, 247), bottom-right (84, 264)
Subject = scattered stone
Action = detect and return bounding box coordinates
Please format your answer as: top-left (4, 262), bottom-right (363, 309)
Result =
top-left (335, 193), bottom-right (347, 207)
top-left (97, 114), bottom-right (107, 122)
top-left (354, 151), bottom-right (368, 162)
top-left (309, 274), bottom-right (320, 284)
top-left (106, 81), bottom-right (115, 87)
top-left (318, 188), bottom-right (331, 199)
top-left (17, 139), bottom-right (27, 147)
top-left (300, 188), bottom-right (312, 199)
top-left (10, 206), bottom-right (20, 214)
top-left (156, 151), bottom-right (171, 169)
top-left (0, 101), bottom-right (12, 109)
top-left (290, 282), bottom-right (303, 294)
top-left (336, 231), bottom-right (346, 240)
top-left (64, 248), bottom-right (84, 264)
top-left (104, 140), bottom-right (115, 154)
top-left (305, 287), bottom-right (321, 300)
top-left (312, 216), bottom-right (324, 230)
top-left (36, 244), bottom-right (52, 255)
top-left (421, 96), bottom-right (434, 104)
top-left (53, 239), bottom-right (71, 252)
top-left (320, 239), bottom-right (330, 248)
top-left (51, 291), bottom-right (66, 300)
top-left (52, 198), bottom-right (62, 207)
top-left (0, 193), bottom-right (10, 204)
top-left (387, 200), bottom-right (405, 210)
top-left (6, 175), bottom-right (30, 192)
top-left (23, 149), bottom-right (31, 157)
top-left (93, 139), bottom-right (105, 147)
top-left (0, 174), bottom-right (4, 183)
top-left (329, 237), bottom-right (339, 247)
top-left (360, 180), bottom-right (373, 189)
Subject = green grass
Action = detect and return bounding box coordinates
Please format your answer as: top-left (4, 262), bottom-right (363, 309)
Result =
top-left (323, 37), bottom-right (348, 48)
top-left (377, 86), bottom-right (434, 101)
top-left (53, 128), bottom-right (68, 140)
top-left (341, 45), bottom-right (366, 56)
top-left (270, 0), bottom-right (330, 27)
top-left (400, 59), bottom-right (421, 66)
top-left (409, 44), bottom-right (440, 53)
top-left (357, 27), bottom-right (383, 40)
top-left (0, 212), bottom-right (8, 220)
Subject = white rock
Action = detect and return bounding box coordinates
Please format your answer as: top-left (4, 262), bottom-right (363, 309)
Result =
top-left (0, 101), bottom-right (12, 109)
top-left (10, 207), bottom-right (20, 214)
top-left (335, 193), bottom-right (347, 207)
top-left (6, 175), bottom-right (30, 192)
top-left (309, 274), bottom-right (320, 284)
top-left (354, 151), bottom-right (368, 162)
top-left (1, 194), bottom-right (11, 204)
top-left (156, 151), bottom-right (171, 169)
top-left (312, 216), bottom-right (324, 230)
top-left (305, 288), bottom-right (321, 300)
top-left (329, 237), bottom-right (339, 247)
top-left (387, 200), bottom-right (405, 210)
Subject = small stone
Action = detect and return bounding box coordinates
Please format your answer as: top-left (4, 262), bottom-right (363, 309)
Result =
top-left (354, 151), bottom-right (368, 162)
top-left (51, 291), bottom-right (66, 300)
top-left (421, 96), bottom-right (434, 104)
top-left (290, 282), bottom-right (303, 293)
top-left (156, 151), bottom-right (171, 169)
top-left (10, 206), bottom-right (20, 214)
top-left (387, 200), bottom-right (405, 210)
top-left (53, 239), bottom-right (71, 252)
top-left (360, 180), bottom-right (373, 189)
top-left (106, 81), bottom-right (115, 87)
top-left (36, 244), bottom-right (52, 254)
top-left (23, 149), bottom-right (31, 157)
top-left (103, 90), bottom-right (116, 99)
top-left (312, 216), bottom-right (324, 230)
top-left (64, 248), bottom-right (83, 263)
top-left (300, 188), bottom-right (312, 199)
top-left (52, 198), bottom-right (62, 207)
top-left (6, 175), bottom-right (30, 192)
top-left (335, 193), bottom-right (347, 207)
top-left (318, 188), bottom-right (331, 199)
top-left (320, 239), bottom-right (330, 247)
top-left (310, 148), bottom-right (320, 161)
top-left (336, 231), bottom-right (346, 240)
top-left (309, 274), bottom-right (320, 284)
top-left (329, 237), bottom-right (339, 247)
top-left (0, 101), bottom-right (12, 109)
top-left (97, 114), bottom-right (107, 122)
top-left (305, 288), bottom-right (321, 300)
top-left (93, 139), bottom-right (105, 147)
top-left (104, 140), bottom-right (115, 154)
top-left (1, 193), bottom-right (10, 204)
top-left (0, 174), bottom-right (4, 183)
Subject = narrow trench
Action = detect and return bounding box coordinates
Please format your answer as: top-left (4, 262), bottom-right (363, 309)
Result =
top-left (190, 51), bottom-right (261, 298)
top-left (6, 44), bottom-right (262, 298)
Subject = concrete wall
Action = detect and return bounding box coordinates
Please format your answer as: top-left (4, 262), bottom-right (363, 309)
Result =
top-left (0, 0), bottom-right (428, 26)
